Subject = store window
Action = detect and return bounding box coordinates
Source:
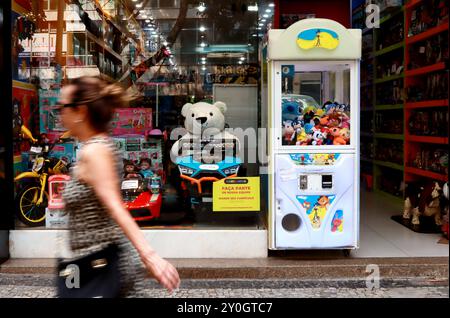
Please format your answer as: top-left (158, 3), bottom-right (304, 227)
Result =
top-left (11, 0), bottom-right (268, 229)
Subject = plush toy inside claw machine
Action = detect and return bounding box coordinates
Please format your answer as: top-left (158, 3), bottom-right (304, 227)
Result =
top-left (267, 19), bottom-right (361, 254)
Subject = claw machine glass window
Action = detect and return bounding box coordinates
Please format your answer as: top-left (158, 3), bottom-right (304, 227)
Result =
top-left (275, 61), bottom-right (356, 149)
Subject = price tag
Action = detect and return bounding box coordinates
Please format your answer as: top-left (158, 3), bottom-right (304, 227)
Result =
top-left (30, 146), bottom-right (43, 154)
top-left (121, 179), bottom-right (139, 190)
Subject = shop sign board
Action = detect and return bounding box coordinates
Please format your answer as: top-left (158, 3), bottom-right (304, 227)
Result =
top-left (213, 177), bottom-right (260, 212)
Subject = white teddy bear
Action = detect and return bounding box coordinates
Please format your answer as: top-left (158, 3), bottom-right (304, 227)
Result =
top-left (170, 101), bottom-right (240, 162)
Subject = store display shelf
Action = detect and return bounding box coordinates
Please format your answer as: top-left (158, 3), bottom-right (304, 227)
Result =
top-left (86, 30), bottom-right (122, 62)
top-left (361, 131), bottom-right (374, 137)
top-left (373, 188), bottom-right (404, 203)
top-left (374, 41), bottom-right (404, 57)
top-left (361, 81), bottom-right (373, 88)
top-left (405, 135), bottom-right (449, 144)
top-left (360, 157), bottom-right (373, 163)
top-left (405, 167), bottom-right (448, 182)
top-left (91, 0), bottom-right (141, 45)
top-left (406, 21), bottom-right (449, 45)
top-left (374, 160), bottom-right (404, 171)
top-left (12, 80), bottom-right (37, 91)
top-left (379, 6), bottom-right (405, 25)
top-left (375, 104), bottom-right (404, 110)
top-left (405, 0), bottom-right (423, 10)
top-left (374, 73), bottom-right (404, 84)
top-left (405, 62), bottom-right (446, 78)
top-left (374, 133), bottom-right (404, 140)
top-left (405, 99), bottom-right (449, 109)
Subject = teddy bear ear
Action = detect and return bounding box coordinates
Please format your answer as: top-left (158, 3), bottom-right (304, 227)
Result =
top-left (214, 101), bottom-right (227, 114)
top-left (181, 103), bottom-right (193, 117)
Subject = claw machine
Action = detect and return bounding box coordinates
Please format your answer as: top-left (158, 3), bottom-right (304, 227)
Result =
top-left (267, 19), bottom-right (361, 253)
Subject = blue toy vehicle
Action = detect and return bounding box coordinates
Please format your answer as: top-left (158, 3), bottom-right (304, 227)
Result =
top-left (176, 155), bottom-right (241, 209)
top-left (174, 138), bottom-right (241, 216)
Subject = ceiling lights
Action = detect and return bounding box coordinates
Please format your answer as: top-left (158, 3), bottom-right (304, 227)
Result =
top-left (248, 3), bottom-right (258, 12)
top-left (198, 2), bottom-right (206, 13)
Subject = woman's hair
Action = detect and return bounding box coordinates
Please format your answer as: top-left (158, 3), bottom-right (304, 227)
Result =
top-left (68, 76), bottom-right (127, 132)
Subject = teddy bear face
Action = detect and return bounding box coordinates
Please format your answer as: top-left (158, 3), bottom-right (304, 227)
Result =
top-left (181, 101), bottom-right (227, 135)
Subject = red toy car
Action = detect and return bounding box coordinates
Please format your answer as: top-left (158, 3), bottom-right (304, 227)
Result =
top-left (121, 175), bottom-right (162, 221)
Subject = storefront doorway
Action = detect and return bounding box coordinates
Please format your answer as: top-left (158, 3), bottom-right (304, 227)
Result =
top-left (3, 0), bottom-right (448, 260)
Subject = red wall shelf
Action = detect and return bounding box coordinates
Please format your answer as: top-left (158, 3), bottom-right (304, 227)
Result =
top-left (406, 22), bottom-right (449, 45)
top-left (405, 167), bottom-right (448, 182)
top-left (405, 0), bottom-right (423, 10)
top-left (405, 62), bottom-right (446, 77)
top-left (405, 135), bottom-right (449, 144)
top-left (405, 100), bottom-right (449, 109)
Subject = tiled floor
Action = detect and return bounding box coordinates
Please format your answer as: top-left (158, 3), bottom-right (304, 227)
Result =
top-left (353, 190), bottom-right (449, 258)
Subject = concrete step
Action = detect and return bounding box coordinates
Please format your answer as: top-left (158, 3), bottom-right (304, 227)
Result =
top-left (1, 257), bottom-right (448, 281)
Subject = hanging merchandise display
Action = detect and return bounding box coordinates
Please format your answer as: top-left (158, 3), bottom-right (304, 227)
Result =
top-left (267, 19), bottom-right (361, 254)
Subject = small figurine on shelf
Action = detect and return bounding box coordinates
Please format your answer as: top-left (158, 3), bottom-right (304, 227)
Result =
top-left (123, 160), bottom-right (140, 179)
top-left (403, 181), bottom-right (443, 226)
top-left (139, 158), bottom-right (154, 178)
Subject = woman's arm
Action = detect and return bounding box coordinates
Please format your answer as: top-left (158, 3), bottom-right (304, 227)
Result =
top-left (78, 142), bottom-right (180, 292)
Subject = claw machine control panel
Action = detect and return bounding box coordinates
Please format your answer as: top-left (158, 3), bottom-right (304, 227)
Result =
top-left (267, 19), bottom-right (361, 250)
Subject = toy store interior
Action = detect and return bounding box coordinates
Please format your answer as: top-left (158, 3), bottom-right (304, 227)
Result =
top-left (1, 0), bottom-right (448, 259)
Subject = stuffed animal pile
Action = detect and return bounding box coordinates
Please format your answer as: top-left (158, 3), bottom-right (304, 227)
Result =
top-left (282, 97), bottom-right (350, 146)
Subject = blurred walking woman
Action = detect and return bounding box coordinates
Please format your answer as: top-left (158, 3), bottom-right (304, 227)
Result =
top-left (60, 76), bottom-right (179, 297)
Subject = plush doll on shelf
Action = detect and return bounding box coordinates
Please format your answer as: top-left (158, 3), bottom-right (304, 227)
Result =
top-left (139, 158), bottom-right (154, 178)
top-left (123, 160), bottom-right (140, 179)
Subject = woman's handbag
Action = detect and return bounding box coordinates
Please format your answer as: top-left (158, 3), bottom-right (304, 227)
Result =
top-left (57, 243), bottom-right (122, 298)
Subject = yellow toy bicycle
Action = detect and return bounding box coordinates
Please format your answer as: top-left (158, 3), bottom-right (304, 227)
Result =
top-left (14, 126), bottom-right (72, 226)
